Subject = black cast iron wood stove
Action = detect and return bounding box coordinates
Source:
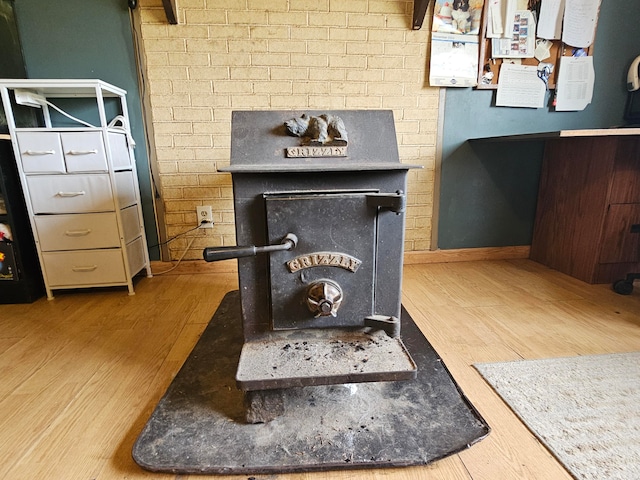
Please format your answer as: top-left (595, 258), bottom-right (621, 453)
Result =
top-left (204, 110), bottom-right (420, 422)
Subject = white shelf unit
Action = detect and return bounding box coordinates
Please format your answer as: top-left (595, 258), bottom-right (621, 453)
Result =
top-left (0, 79), bottom-right (152, 299)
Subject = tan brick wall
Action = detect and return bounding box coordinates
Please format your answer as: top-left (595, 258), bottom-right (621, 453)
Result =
top-left (134, 0), bottom-right (438, 260)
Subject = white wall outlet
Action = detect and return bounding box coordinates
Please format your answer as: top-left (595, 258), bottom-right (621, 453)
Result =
top-left (196, 206), bottom-right (214, 228)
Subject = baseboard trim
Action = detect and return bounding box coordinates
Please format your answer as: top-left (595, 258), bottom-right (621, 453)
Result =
top-left (151, 246), bottom-right (531, 275)
top-left (403, 246), bottom-right (531, 264)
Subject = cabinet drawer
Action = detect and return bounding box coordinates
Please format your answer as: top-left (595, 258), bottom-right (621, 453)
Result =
top-left (126, 236), bottom-right (146, 275)
top-left (121, 205), bottom-right (141, 244)
top-left (42, 249), bottom-right (126, 286)
top-left (108, 132), bottom-right (132, 170)
top-left (34, 213), bottom-right (120, 251)
top-left (60, 132), bottom-right (108, 172)
top-left (17, 131), bottom-right (108, 173)
top-left (114, 171), bottom-right (137, 208)
top-left (27, 174), bottom-right (115, 214)
top-left (16, 132), bottom-right (66, 173)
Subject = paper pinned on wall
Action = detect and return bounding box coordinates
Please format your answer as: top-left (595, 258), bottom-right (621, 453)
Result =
top-left (496, 63), bottom-right (546, 108)
top-left (429, 33), bottom-right (479, 87)
top-left (429, 0), bottom-right (483, 88)
top-left (503, 0), bottom-right (518, 36)
top-left (555, 56), bottom-right (595, 111)
top-left (537, 0), bottom-right (565, 40)
top-left (562, 0), bottom-right (602, 48)
top-left (491, 10), bottom-right (536, 58)
top-left (486, 0), bottom-right (504, 38)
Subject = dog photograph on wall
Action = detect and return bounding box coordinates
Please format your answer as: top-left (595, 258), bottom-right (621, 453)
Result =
top-left (429, 0), bottom-right (484, 87)
top-left (432, 0), bottom-right (484, 35)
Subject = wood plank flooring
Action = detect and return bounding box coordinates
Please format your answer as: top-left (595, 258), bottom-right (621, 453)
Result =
top-left (1, 259), bottom-right (639, 479)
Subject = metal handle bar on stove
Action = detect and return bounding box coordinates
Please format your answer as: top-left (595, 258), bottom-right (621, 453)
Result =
top-left (203, 233), bottom-right (298, 262)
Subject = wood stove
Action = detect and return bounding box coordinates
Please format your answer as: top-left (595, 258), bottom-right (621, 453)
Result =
top-left (132, 110), bottom-right (490, 470)
top-left (204, 110), bottom-right (420, 421)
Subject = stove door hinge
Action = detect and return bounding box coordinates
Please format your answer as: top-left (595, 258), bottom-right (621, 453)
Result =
top-left (366, 191), bottom-right (406, 214)
top-left (364, 315), bottom-right (400, 338)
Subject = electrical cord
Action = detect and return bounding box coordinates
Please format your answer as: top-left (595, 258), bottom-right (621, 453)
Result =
top-left (153, 235), bottom-right (197, 275)
top-left (148, 221), bottom-right (213, 274)
top-left (42, 100), bottom-right (137, 148)
top-left (146, 223), bottom-right (204, 249)
top-left (108, 115), bottom-right (136, 146)
top-left (43, 99), bottom-right (97, 128)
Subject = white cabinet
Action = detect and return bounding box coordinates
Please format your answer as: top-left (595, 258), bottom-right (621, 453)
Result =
top-left (17, 130), bottom-right (113, 173)
top-left (15, 132), bottom-right (66, 173)
top-left (34, 213), bottom-right (121, 251)
top-left (27, 174), bottom-right (115, 213)
top-left (0, 80), bottom-right (152, 299)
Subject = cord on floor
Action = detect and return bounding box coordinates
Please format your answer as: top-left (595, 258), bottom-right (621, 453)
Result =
top-left (152, 235), bottom-right (197, 275)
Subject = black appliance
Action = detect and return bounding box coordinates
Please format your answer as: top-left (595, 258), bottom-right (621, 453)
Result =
top-left (0, 139), bottom-right (44, 303)
top-left (203, 110), bottom-right (420, 420)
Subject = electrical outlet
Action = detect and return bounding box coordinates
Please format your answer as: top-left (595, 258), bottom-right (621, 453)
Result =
top-left (196, 206), bottom-right (214, 228)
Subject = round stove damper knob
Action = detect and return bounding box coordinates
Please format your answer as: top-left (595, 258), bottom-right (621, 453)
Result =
top-left (306, 279), bottom-right (343, 318)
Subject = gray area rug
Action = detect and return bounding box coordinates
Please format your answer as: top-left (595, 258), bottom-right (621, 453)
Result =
top-left (475, 352), bottom-right (640, 480)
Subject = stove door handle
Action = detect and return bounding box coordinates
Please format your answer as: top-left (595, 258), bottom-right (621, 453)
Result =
top-left (203, 245), bottom-right (258, 262)
top-left (203, 233), bottom-right (297, 262)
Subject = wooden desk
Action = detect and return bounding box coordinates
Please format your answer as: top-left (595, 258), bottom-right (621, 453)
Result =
top-left (473, 129), bottom-right (640, 284)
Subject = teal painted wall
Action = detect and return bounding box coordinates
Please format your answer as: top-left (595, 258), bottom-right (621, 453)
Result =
top-left (438, 2), bottom-right (640, 249)
top-left (0, 0), bottom-right (27, 130)
top-left (0, 0), bottom-right (25, 79)
top-left (13, 0), bottom-right (160, 259)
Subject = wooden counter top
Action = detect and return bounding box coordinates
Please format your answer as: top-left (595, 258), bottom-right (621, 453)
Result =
top-left (470, 128), bottom-right (640, 143)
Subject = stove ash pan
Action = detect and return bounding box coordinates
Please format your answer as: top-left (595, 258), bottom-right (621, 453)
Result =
top-left (204, 110), bottom-right (421, 392)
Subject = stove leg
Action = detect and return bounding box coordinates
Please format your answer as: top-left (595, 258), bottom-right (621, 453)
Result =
top-left (244, 388), bottom-right (285, 424)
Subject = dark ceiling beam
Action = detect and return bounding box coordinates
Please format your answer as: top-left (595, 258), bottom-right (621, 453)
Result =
top-left (163, 0), bottom-right (427, 29)
top-left (162, 0), bottom-right (178, 24)
top-left (412, 0), bottom-right (432, 30)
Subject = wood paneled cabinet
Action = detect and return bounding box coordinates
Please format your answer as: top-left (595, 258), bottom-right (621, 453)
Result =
top-left (530, 134), bottom-right (640, 284)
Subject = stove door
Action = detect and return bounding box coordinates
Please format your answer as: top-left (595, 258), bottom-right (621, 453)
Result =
top-left (265, 191), bottom-right (377, 330)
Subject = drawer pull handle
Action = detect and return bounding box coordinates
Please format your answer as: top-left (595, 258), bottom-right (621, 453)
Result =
top-left (72, 265), bottom-right (98, 272)
top-left (56, 191), bottom-right (86, 197)
top-left (66, 149), bottom-right (98, 155)
top-left (24, 149), bottom-right (55, 156)
top-left (65, 229), bottom-right (92, 237)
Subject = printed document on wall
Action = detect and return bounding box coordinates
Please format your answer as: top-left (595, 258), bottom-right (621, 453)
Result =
top-left (485, 0), bottom-right (503, 38)
top-left (429, 33), bottom-right (479, 87)
top-left (537, 0), bottom-right (565, 40)
top-left (562, 0), bottom-right (601, 48)
top-left (555, 56), bottom-right (595, 111)
top-left (496, 64), bottom-right (546, 108)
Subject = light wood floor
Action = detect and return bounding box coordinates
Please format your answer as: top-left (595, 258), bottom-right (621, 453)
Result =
top-left (1, 259), bottom-right (639, 480)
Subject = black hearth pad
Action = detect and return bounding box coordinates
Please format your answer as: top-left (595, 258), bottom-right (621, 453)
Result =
top-left (132, 291), bottom-right (489, 475)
